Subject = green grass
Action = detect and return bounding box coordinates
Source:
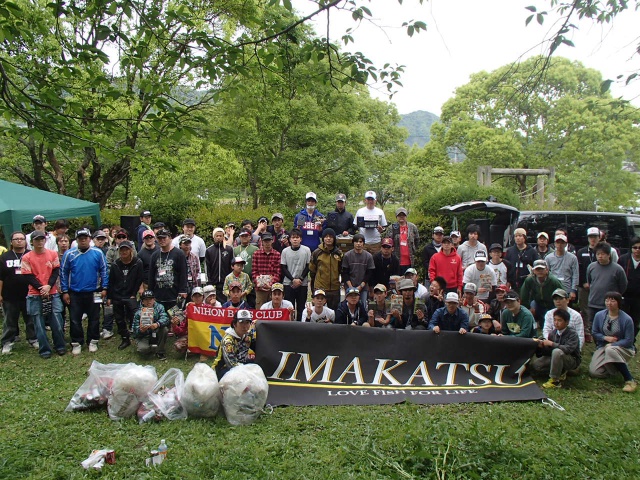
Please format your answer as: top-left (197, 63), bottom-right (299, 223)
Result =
top-left (1, 334), bottom-right (639, 480)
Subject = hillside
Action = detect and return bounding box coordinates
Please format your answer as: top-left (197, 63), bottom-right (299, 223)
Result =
top-left (398, 110), bottom-right (440, 147)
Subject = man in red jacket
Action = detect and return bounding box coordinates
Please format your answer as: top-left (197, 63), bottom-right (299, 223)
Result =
top-left (428, 236), bottom-right (463, 296)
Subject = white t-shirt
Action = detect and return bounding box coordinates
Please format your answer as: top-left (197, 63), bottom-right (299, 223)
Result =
top-left (463, 265), bottom-right (497, 300)
top-left (261, 300), bottom-right (295, 320)
top-left (301, 305), bottom-right (336, 323)
top-left (26, 231), bottom-right (59, 252)
top-left (354, 206), bottom-right (388, 244)
top-left (172, 234), bottom-right (207, 259)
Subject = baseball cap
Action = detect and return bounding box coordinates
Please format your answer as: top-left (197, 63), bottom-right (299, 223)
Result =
top-left (261, 232), bottom-right (273, 241)
top-left (433, 226), bottom-right (444, 234)
top-left (489, 243), bottom-right (503, 252)
top-left (239, 228), bottom-right (251, 236)
top-left (345, 287), bottom-right (360, 296)
top-left (373, 284), bottom-right (387, 293)
top-left (231, 256), bottom-right (246, 265)
top-left (271, 283), bottom-right (284, 292)
top-left (75, 228), bottom-right (91, 238)
top-left (229, 281), bottom-right (243, 291)
top-left (183, 218), bottom-right (196, 226)
top-left (92, 230), bottom-right (107, 239)
top-left (31, 230), bottom-right (46, 240)
top-left (140, 210), bottom-right (151, 217)
top-left (236, 309), bottom-right (253, 322)
top-left (395, 207), bottom-right (408, 216)
top-left (271, 213), bottom-right (284, 221)
top-left (587, 227), bottom-right (600, 236)
top-left (532, 259), bottom-right (548, 270)
top-left (257, 216), bottom-right (269, 224)
top-left (313, 289), bottom-right (326, 297)
top-left (178, 235), bottom-right (192, 245)
top-left (537, 232), bottom-right (549, 239)
top-left (115, 228), bottom-right (129, 238)
top-left (555, 234), bottom-right (568, 243)
top-left (364, 190), bottom-right (377, 200)
top-left (479, 313), bottom-right (493, 323)
top-left (156, 229), bottom-right (171, 238)
top-left (441, 235), bottom-right (453, 243)
top-left (463, 283), bottom-right (478, 294)
top-left (203, 285), bottom-right (216, 298)
top-left (117, 240), bottom-right (134, 250)
top-left (192, 287), bottom-right (204, 296)
top-left (152, 222), bottom-right (166, 229)
top-left (496, 284), bottom-right (508, 292)
top-left (552, 288), bottom-right (568, 298)
top-left (450, 230), bottom-right (461, 237)
top-left (33, 215), bottom-right (46, 223)
top-left (305, 192), bottom-right (317, 201)
top-left (397, 279), bottom-right (417, 291)
top-left (474, 251), bottom-right (487, 262)
top-left (381, 237), bottom-right (394, 247)
top-left (504, 291), bottom-right (520, 301)
top-left (335, 193), bottom-right (346, 202)
top-left (514, 228), bottom-right (527, 236)
top-left (445, 292), bottom-right (459, 303)
top-left (141, 290), bottom-right (154, 299)
top-left (404, 268), bottom-right (418, 276)
top-left (142, 230), bottom-right (155, 239)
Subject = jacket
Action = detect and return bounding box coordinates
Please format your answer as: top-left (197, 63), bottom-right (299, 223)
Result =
top-left (429, 306), bottom-right (470, 332)
top-left (107, 258), bottom-right (144, 301)
top-left (385, 221), bottom-right (420, 266)
top-left (539, 326), bottom-right (581, 364)
top-left (309, 242), bottom-right (343, 292)
top-left (60, 247), bottom-right (109, 293)
top-left (519, 273), bottom-right (565, 310)
top-left (326, 208), bottom-right (356, 236)
top-left (293, 208), bottom-right (326, 251)
top-left (205, 242), bottom-right (233, 286)
top-left (618, 253), bottom-right (640, 296)
top-left (428, 249), bottom-right (463, 290)
top-left (504, 245), bottom-right (540, 290)
top-left (335, 300), bottom-right (368, 325)
top-left (132, 302), bottom-right (170, 338)
top-left (592, 308), bottom-right (635, 349)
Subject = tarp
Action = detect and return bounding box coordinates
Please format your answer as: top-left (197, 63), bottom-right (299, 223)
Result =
top-left (0, 179), bottom-right (101, 245)
top-left (256, 321), bottom-right (546, 406)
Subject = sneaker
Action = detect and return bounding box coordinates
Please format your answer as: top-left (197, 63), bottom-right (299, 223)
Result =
top-left (1, 343), bottom-right (13, 355)
top-left (118, 339), bottom-right (131, 350)
top-left (71, 342), bottom-right (81, 355)
top-left (542, 378), bottom-right (561, 389)
top-left (102, 330), bottom-right (114, 340)
top-left (89, 340), bottom-right (98, 353)
top-left (41, 353), bottom-right (51, 359)
top-left (156, 352), bottom-right (167, 361)
top-left (56, 349), bottom-right (66, 356)
top-left (623, 380), bottom-right (637, 393)
top-left (29, 340), bottom-right (40, 350)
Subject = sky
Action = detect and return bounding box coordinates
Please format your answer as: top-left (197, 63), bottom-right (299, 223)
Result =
top-left (301, 0), bottom-right (640, 115)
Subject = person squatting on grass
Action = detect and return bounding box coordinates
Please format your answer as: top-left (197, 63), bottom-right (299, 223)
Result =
top-left (132, 290), bottom-right (170, 361)
top-left (212, 309), bottom-right (256, 378)
top-left (589, 291), bottom-right (637, 393)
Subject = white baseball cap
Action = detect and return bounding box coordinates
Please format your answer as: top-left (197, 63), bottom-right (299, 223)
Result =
top-left (445, 292), bottom-right (459, 303)
top-left (364, 190), bottom-right (377, 200)
top-left (587, 227), bottom-right (600, 236)
top-left (305, 192), bottom-right (317, 201)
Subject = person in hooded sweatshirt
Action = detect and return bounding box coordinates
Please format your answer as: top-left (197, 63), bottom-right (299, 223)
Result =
top-left (456, 224), bottom-right (488, 270)
top-left (293, 191), bottom-right (326, 252)
top-left (212, 309), bottom-right (256, 378)
top-left (428, 235), bottom-right (463, 296)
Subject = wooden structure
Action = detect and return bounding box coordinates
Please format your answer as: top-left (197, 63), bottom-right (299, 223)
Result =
top-left (477, 166), bottom-right (555, 207)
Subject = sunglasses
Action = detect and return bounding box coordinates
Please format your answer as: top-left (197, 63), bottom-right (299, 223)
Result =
top-left (632, 246), bottom-right (640, 250)
top-left (381, 245), bottom-right (392, 249)
top-left (116, 235), bottom-right (127, 239)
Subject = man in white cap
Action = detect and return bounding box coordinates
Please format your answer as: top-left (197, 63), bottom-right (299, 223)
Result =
top-left (293, 191), bottom-right (325, 252)
top-left (422, 226), bottom-right (444, 279)
top-left (354, 191), bottom-right (387, 255)
top-left (546, 232), bottom-right (579, 301)
top-left (577, 226), bottom-right (601, 342)
top-left (25, 215), bottom-right (57, 252)
top-left (535, 232), bottom-right (553, 259)
top-left (386, 207), bottom-right (420, 272)
top-left (462, 251), bottom-right (497, 301)
top-left (429, 292), bottom-right (469, 334)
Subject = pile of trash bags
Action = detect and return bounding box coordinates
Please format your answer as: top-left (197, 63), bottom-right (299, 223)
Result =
top-left (66, 361), bottom-right (269, 426)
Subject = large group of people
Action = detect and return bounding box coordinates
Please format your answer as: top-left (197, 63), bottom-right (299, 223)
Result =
top-left (0, 194), bottom-right (638, 391)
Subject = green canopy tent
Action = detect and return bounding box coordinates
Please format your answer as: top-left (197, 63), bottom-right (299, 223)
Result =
top-left (0, 180), bottom-right (101, 246)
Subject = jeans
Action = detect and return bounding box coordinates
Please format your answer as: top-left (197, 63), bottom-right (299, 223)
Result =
top-left (69, 291), bottom-right (101, 345)
top-left (26, 294), bottom-right (66, 356)
top-left (112, 298), bottom-right (137, 339)
top-left (285, 284), bottom-right (308, 322)
top-left (1, 298), bottom-right (36, 345)
top-left (102, 304), bottom-right (114, 332)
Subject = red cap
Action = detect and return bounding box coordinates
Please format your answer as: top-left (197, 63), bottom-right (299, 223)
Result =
top-left (381, 238), bottom-right (394, 247)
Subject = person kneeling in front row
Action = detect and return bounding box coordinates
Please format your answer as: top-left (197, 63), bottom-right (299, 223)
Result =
top-left (212, 309), bottom-right (256, 378)
top-left (531, 308), bottom-right (581, 389)
top-left (132, 290), bottom-right (170, 361)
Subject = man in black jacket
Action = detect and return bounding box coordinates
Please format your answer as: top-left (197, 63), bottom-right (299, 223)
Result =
top-left (422, 226), bottom-right (444, 278)
top-left (618, 236), bottom-right (640, 340)
top-left (107, 241), bottom-right (144, 350)
top-left (326, 193), bottom-right (356, 236)
top-left (370, 237), bottom-right (401, 290)
top-left (504, 227), bottom-right (539, 290)
top-left (205, 227), bottom-right (233, 302)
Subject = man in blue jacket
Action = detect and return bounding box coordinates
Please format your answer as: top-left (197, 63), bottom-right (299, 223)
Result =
top-left (60, 228), bottom-right (109, 355)
top-left (429, 292), bottom-right (469, 334)
top-left (293, 192), bottom-right (326, 251)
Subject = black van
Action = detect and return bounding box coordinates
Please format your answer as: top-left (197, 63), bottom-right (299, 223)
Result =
top-left (438, 201), bottom-right (640, 254)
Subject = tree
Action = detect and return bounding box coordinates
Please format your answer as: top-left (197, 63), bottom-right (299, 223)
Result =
top-left (432, 56), bottom-right (640, 211)
top-left (0, 0), bottom-right (425, 206)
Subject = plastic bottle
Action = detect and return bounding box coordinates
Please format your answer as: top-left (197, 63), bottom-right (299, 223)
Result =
top-left (158, 439), bottom-right (168, 459)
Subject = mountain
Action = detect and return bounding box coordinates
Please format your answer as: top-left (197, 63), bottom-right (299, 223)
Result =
top-left (398, 110), bottom-right (440, 148)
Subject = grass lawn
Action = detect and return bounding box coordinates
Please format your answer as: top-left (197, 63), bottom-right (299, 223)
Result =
top-left (1, 333), bottom-right (639, 480)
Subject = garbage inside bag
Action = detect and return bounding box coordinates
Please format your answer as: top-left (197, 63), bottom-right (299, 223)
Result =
top-left (219, 364), bottom-right (269, 426)
top-left (182, 363), bottom-right (221, 418)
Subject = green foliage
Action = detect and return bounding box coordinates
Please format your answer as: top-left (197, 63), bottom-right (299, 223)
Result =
top-left (398, 110), bottom-right (440, 147)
